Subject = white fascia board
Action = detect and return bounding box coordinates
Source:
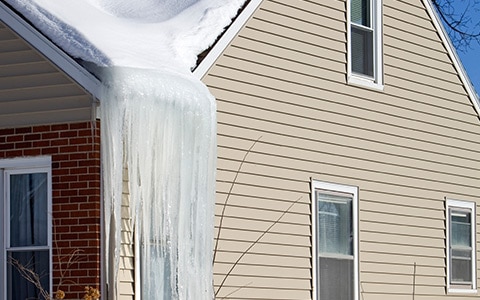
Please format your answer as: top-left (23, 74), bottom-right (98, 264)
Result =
top-left (193, 0), bottom-right (264, 79)
top-left (0, 2), bottom-right (101, 99)
top-left (423, 0), bottom-right (480, 119)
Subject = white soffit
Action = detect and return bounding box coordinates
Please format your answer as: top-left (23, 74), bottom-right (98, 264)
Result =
top-left (0, 1), bottom-right (101, 99)
top-left (423, 0), bottom-right (480, 119)
top-left (193, 0), bottom-right (264, 79)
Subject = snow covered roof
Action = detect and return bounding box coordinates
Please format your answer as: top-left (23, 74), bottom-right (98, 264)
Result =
top-left (4, 0), bottom-right (246, 74)
top-left (1, 0), bottom-right (478, 117)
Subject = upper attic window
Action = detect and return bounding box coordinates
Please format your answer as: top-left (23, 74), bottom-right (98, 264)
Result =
top-left (348, 0), bottom-right (383, 89)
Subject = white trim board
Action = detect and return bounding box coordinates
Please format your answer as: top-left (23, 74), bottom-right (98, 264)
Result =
top-left (347, 0), bottom-right (384, 91)
top-left (311, 179), bottom-right (359, 300)
top-left (423, 0), bottom-right (480, 119)
top-left (0, 1), bottom-right (101, 99)
top-left (193, 0), bottom-right (264, 79)
top-left (0, 156), bottom-right (51, 169)
top-left (445, 198), bottom-right (477, 294)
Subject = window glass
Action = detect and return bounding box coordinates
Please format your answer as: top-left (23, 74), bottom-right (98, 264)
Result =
top-left (7, 251), bottom-right (50, 300)
top-left (3, 168), bottom-right (50, 300)
top-left (317, 192), bottom-right (352, 255)
top-left (351, 27), bottom-right (374, 77)
top-left (9, 173), bottom-right (48, 247)
top-left (449, 208), bottom-right (474, 286)
top-left (349, 0), bottom-right (382, 86)
top-left (317, 191), bottom-right (354, 300)
top-left (351, 0), bottom-right (370, 27)
top-left (451, 211), bottom-right (471, 247)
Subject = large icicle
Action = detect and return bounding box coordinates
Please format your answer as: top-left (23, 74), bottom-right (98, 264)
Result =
top-left (100, 66), bottom-right (216, 299)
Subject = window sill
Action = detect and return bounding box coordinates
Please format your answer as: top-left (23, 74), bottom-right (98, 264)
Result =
top-left (448, 288), bottom-right (477, 294)
top-left (348, 75), bottom-right (384, 91)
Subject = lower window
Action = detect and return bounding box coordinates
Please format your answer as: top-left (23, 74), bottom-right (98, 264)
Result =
top-left (1, 157), bottom-right (52, 299)
top-left (312, 180), bottom-right (358, 300)
top-left (446, 199), bottom-right (477, 293)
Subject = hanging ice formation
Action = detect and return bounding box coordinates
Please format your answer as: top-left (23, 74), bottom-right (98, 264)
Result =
top-left (100, 67), bottom-right (216, 299)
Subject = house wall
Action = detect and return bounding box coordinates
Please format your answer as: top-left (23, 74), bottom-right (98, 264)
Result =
top-left (202, 0), bottom-right (480, 299)
top-left (1, 17), bottom-right (103, 299)
top-left (0, 121), bottom-right (101, 299)
top-left (118, 167), bottom-right (135, 300)
top-left (0, 21), bottom-right (96, 128)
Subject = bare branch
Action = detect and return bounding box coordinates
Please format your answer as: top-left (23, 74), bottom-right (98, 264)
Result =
top-left (8, 256), bottom-right (51, 300)
top-left (215, 195), bottom-right (304, 297)
top-left (213, 136), bottom-right (262, 263)
top-left (432, 0), bottom-right (480, 50)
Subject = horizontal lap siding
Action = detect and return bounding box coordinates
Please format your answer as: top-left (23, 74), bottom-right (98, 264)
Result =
top-left (0, 22), bottom-right (93, 128)
top-left (117, 168), bottom-right (135, 299)
top-left (210, 0), bottom-right (341, 299)
top-left (204, 0), bottom-right (480, 299)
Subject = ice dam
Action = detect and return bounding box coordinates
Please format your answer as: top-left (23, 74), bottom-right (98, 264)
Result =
top-left (100, 67), bottom-right (216, 299)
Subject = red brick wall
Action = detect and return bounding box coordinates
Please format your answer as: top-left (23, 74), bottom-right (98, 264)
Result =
top-left (0, 121), bottom-right (101, 299)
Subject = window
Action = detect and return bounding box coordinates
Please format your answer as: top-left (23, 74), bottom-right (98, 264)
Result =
top-left (446, 199), bottom-right (477, 293)
top-left (0, 157), bottom-right (52, 300)
top-left (312, 180), bottom-right (358, 300)
top-left (348, 0), bottom-right (383, 89)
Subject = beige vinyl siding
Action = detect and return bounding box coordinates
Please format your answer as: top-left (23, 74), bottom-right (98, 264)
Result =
top-left (203, 0), bottom-right (480, 299)
top-left (0, 21), bottom-right (94, 128)
top-left (118, 167), bottom-right (135, 299)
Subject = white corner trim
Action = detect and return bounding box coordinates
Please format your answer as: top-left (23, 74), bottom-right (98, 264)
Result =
top-left (423, 0), bottom-right (480, 118)
top-left (0, 2), bottom-right (101, 99)
top-left (193, 0), bottom-right (264, 79)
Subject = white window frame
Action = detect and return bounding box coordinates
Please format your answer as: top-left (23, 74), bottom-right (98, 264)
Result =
top-left (446, 199), bottom-right (477, 294)
top-left (347, 0), bottom-right (384, 90)
top-left (311, 179), bottom-right (359, 300)
top-left (0, 156), bottom-right (52, 300)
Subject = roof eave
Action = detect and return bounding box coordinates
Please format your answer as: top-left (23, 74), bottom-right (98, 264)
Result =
top-left (423, 0), bottom-right (480, 119)
top-left (193, 0), bottom-right (264, 79)
top-left (0, 1), bottom-right (102, 99)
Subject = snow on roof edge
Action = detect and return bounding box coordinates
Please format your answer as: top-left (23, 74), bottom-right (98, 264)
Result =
top-left (193, 0), bottom-right (263, 79)
top-left (4, 0), bottom-right (247, 73)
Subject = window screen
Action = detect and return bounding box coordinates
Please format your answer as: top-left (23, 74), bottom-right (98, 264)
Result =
top-left (449, 209), bottom-right (473, 284)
